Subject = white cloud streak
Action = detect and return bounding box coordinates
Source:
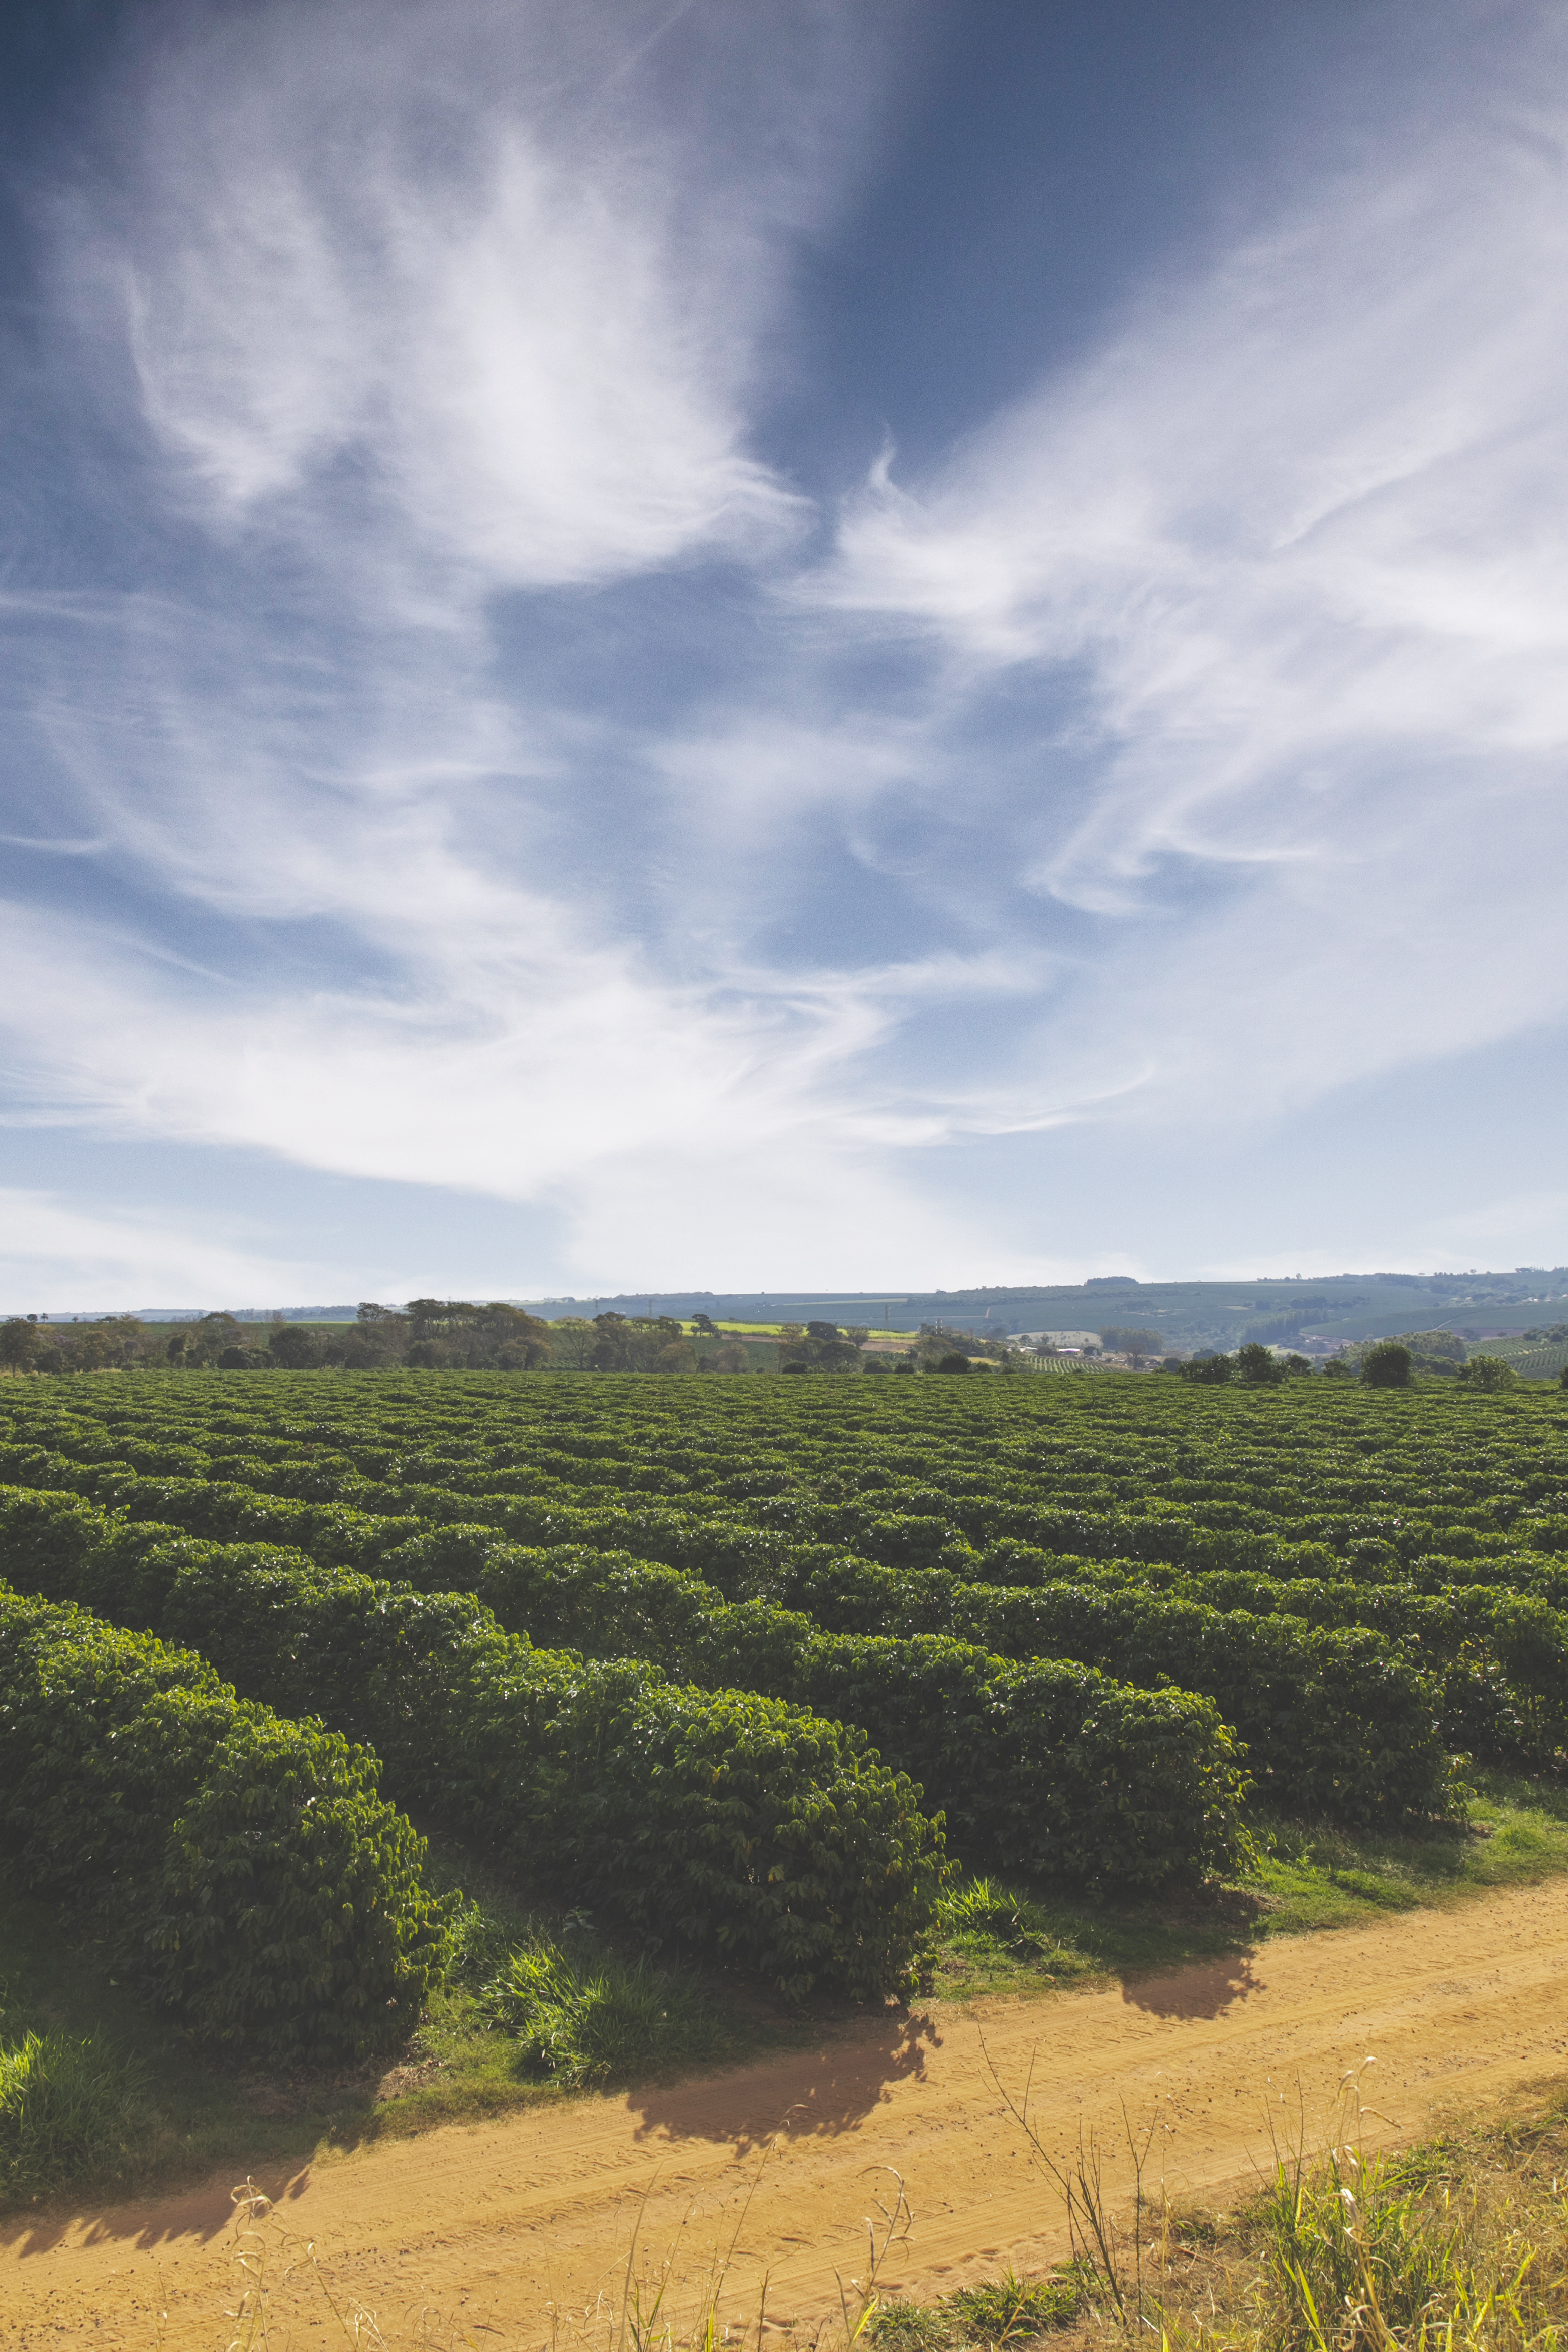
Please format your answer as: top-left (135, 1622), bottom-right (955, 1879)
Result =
top-left (5, 0), bottom-right (1045, 1287)
top-left (103, 0), bottom-right (849, 591)
top-left (812, 20), bottom-right (1568, 1123)
top-left (8, 1), bottom-right (1568, 1291)
top-left (0, 1188), bottom-right (330, 1309)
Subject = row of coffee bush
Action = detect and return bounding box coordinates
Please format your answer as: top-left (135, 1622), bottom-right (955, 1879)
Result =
top-left (3, 1374), bottom-right (1566, 1579)
top-left (0, 1456), bottom-right (1522, 1816)
top-left (370, 1530), bottom-right (1457, 1825)
top-left (9, 1443), bottom-right (1566, 1615)
top-left (0, 1459), bottom-right (1478, 1815)
top-left (0, 1584), bottom-right (454, 2059)
top-left (0, 1487), bottom-right (1250, 1888)
top-left (0, 1497), bottom-right (949, 2006)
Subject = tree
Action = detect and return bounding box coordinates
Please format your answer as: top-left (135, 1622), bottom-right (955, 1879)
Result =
top-left (52, 1317), bottom-right (146, 1373)
top-left (1100, 1326), bottom-right (1164, 1361)
top-left (912, 1322), bottom-right (986, 1369)
top-left (476, 1303), bottom-right (554, 1366)
top-left (780, 1320), bottom-right (866, 1374)
top-left (1361, 1341), bottom-right (1412, 1388)
top-left (401, 1299), bottom-right (552, 1368)
top-left (1460, 1355), bottom-right (1516, 1393)
top-left (545, 1318), bottom-right (600, 1369)
top-left (0, 1319), bottom-right (42, 1375)
top-left (181, 1312), bottom-right (247, 1366)
top-left (1401, 1328), bottom-right (1467, 1363)
top-left (1236, 1342), bottom-right (1285, 1385)
top-left (934, 1351), bottom-right (973, 1374)
top-left (337, 1318), bottom-right (408, 1368)
top-left (692, 1313), bottom-right (717, 1336)
top-left (1179, 1353), bottom-right (1233, 1384)
top-left (406, 1298), bottom-right (452, 1337)
top-left (590, 1312), bottom-right (684, 1372)
top-left (269, 1324), bottom-right (323, 1369)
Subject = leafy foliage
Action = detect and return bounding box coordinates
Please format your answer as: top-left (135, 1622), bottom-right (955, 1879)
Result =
top-left (0, 1511), bottom-right (945, 1999)
top-left (3, 1365), bottom-right (1568, 1925)
top-left (0, 2027), bottom-right (148, 2197)
top-left (484, 1941), bottom-right (734, 2085)
top-left (0, 1589), bottom-right (456, 2059)
top-left (1460, 1355), bottom-right (1517, 1392)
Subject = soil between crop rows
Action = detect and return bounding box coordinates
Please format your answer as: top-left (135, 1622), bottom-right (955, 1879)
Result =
top-left (7, 1879), bottom-right (1568, 2351)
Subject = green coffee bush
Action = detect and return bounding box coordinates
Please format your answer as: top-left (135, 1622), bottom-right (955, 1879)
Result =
top-left (0, 1588), bottom-right (455, 2059)
top-left (0, 1520), bottom-right (944, 2001)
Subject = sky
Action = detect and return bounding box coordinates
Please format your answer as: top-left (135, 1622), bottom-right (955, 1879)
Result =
top-left (3, 0), bottom-right (1567, 1309)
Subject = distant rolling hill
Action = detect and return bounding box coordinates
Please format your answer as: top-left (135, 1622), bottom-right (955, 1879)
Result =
top-left (520, 1267), bottom-right (1568, 1355)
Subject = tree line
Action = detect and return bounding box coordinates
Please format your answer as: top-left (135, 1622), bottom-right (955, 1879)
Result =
top-left (0, 1301), bottom-right (554, 1376)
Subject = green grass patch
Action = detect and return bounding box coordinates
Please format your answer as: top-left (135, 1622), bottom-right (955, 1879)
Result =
top-left (0, 1873), bottom-right (334, 2209)
top-left (485, 1944), bottom-right (738, 2087)
top-left (0, 2025), bottom-right (148, 2201)
top-left (0, 1829), bottom-right (799, 2214)
top-left (8, 1773), bottom-right (1568, 2209)
top-left (872, 2083), bottom-right (1568, 2352)
top-left (926, 1769), bottom-right (1568, 2001)
top-left (873, 2267), bottom-right (1090, 2352)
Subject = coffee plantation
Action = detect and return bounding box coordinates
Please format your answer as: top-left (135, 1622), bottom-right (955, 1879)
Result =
top-left (1, 1367), bottom-right (1564, 2057)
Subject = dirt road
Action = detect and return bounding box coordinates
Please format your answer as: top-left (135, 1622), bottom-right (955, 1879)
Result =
top-left (8, 1881), bottom-right (1568, 2350)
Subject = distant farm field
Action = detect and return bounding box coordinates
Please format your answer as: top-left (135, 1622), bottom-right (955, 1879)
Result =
top-left (1471, 1337), bottom-right (1568, 1379)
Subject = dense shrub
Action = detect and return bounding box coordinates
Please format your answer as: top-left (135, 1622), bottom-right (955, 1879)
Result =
top-left (0, 1587), bottom-right (454, 2059)
top-left (281, 1532), bottom-right (1251, 1885)
top-left (4, 1365), bottom-right (1567, 1891)
top-left (410, 1536), bottom-right (1444, 1828)
top-left (0, 1514), bottom-right (943, 2000)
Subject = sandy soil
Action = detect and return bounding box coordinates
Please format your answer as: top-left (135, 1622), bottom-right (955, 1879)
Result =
top-left (8, 1879), bottom-right (1568, 2350)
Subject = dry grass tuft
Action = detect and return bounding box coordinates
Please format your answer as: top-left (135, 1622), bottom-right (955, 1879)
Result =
top-left (968, 2057), bottom-right (1568, 2352)
top-left (211, 2068), bottom-right (1568, 2352)
top-left (217, 2141), bottom-right (915, 2352)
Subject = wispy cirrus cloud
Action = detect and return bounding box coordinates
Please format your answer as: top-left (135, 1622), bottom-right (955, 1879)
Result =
top-left (3, 0), bottom-right (1051, 1288)
top-left (806, 14), bottom-right (1568, 1130)
top-left (97, 0), bottom-right (855, 588)
top-left (5, 0), bottom-right (1568, 1297)
top-left (0, 1186), bottom-right (330, 1306)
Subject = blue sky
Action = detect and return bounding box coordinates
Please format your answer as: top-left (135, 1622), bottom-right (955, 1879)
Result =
top-left (3, 0), bottom-right (1567, 1309)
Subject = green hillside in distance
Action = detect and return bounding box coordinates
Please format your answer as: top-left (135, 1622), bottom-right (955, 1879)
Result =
top-left (520, 1267), bottom-right (1568, 1355)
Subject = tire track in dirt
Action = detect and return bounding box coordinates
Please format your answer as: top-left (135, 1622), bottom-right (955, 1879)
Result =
top-left (8, 1879), bottom-right (1568, 2349)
